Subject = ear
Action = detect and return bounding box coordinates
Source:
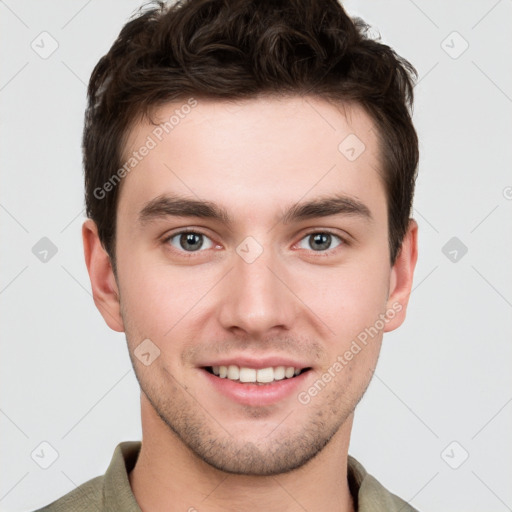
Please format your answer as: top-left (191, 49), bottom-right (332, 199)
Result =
top-left (82, 219), bottom-right (125, 332)
top-left (384, 218), bottom-right (418, 332)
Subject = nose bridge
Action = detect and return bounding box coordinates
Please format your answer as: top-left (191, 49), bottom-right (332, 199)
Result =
top-left (217, 238), bottom-right (296, 335)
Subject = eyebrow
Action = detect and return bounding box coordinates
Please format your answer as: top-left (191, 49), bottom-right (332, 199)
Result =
top-left (138, 193), bottom-right (372, 227)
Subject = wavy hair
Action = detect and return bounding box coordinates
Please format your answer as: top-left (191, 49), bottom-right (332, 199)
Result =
top-left (83, 0), bottom-right (419, 269)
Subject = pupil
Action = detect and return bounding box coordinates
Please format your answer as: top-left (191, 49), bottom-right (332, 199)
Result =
top-left (181, 233), bottom-right (202, 251)
top-left (311, 233), bottom-right (330, 251)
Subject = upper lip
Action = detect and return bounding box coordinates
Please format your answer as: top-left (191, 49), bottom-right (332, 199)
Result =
top-left (198, 356), bottom-right (310, 370)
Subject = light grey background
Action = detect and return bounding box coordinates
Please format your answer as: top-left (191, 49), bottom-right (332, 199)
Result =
top-left (1, 1), bottom-right (511, 511)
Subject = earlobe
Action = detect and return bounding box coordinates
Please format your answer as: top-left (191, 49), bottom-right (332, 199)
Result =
top-left (384, 219), bottom-right (418, 333)
top-left (82, 219), bottom-right (125, 332)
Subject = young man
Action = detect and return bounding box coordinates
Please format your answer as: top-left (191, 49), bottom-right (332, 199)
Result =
top-left (36, 0), bottom-right (419, 510)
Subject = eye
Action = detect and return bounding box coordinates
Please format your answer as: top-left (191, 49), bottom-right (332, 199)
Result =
top-left (165, 231), bottom-right (216, 253)
top-left (296, 232), bottom-right (344, 252)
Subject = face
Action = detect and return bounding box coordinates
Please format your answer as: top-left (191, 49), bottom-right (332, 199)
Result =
top-left (84, 95), bottom-right (417, 475)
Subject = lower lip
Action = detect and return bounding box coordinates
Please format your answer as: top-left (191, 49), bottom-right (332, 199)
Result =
top-left (201, 368), bottom-right (311, 406)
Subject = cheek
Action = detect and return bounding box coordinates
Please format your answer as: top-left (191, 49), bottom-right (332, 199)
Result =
top-left (298, 261), bottom-right (390, 341)
top-left (118, 258), bottom-right (215, 340)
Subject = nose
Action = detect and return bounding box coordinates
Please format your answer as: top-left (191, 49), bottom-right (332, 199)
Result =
top-left (216, 242), bottom-right (299, 338)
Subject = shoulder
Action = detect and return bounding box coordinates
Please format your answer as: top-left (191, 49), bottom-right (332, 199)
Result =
top-left (30, 441), bottom-right (142, 512)
top-left (30, 475), bottom-right (104, 512)
top-left (348, 455), bottom-right (420, 512)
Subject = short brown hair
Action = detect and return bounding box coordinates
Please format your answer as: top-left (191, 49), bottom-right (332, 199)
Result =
top-left (83, 0), bottom-right (419, 271)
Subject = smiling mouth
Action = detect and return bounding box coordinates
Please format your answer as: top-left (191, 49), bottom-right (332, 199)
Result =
top-left (203, 365), bottom-right (312, 384)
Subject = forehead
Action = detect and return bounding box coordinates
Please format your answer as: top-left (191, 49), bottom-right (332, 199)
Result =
top-left (117, 95), bottom-right (385, 225)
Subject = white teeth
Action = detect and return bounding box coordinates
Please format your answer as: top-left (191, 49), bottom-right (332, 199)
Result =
top-left (227, 365), bottom-right (239, 380)
top-left (239, 367), bottom-right (257, 383)
top-left (273, 366), bottom-right (285, 380)
top-left (256, 367), bottom-right (274, 383)
top-left (285, 367), bottom-right (295, 378)
top-left (209, 364), bottom-right (303, 383)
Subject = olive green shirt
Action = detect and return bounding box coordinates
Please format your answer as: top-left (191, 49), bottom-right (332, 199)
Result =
top-left (33, 441), bottom-right (419, 511)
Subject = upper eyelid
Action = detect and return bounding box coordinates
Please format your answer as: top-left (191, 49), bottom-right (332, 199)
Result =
top-left (163, 228), bottom-right (215, 242)
top-left (294, 230), bottom-right (347, 251)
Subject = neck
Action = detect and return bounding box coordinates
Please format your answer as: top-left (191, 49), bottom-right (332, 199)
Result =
top-left (129, 393), bottom-right (355, 512)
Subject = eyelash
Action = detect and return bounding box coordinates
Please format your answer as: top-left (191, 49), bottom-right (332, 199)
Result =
top-left (162, 229), bottom-right (348, 257)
